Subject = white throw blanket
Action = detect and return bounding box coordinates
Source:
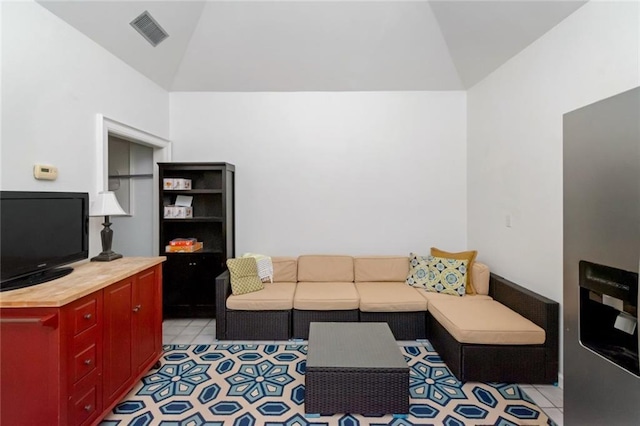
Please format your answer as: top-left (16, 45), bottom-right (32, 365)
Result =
top-left (241, 253), bottom-right (274, 283)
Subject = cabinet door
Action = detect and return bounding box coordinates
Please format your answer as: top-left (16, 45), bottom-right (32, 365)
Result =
top-left (191, 253), bottom-right (223, 316)
top-left (103, 278), bottom-right (134, 406)
top-left (163, 255), bottom-right (196, 318)
top-left (163, 253), bottom-right (221, 318)
top-left (132, 268), bottom-right (160, 372)
top-left (0, 310), bottom-right (61, 425)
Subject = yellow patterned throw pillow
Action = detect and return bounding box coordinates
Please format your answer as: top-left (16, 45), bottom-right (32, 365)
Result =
top-left (406, 253), bottom-right (431, 288)
top-left (425, 255), bottom-right (468, 297)
top-left (431, 247), bottom-right (477, 295)
top-left (226, 258), bottom-right (264, 296)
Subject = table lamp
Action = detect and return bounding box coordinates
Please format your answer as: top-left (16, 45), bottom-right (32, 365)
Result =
top-left (90, 191), bottom-right (126, 261)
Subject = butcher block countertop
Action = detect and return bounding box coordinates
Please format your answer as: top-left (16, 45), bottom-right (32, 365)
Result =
top-left (0, 257), bottom-right (166, 308)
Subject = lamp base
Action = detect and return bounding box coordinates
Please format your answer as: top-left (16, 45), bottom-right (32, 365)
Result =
top-left (92, 216), bottom-right (123, 262)
top-left (91, 251), bottom-right (123, 262)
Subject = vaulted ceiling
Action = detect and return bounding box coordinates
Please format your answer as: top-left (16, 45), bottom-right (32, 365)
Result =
top-left (38, 0), bottom-right (587, 91)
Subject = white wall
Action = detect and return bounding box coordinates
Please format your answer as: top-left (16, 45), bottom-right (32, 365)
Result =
top-left (467, 0), bottom-right (639, 380)
top-left (1, 1), bottom-right (169, 256)
top-left (468, 0), bottom-right (639, 301)
top-left (171, 92), bottom-right (467, 256)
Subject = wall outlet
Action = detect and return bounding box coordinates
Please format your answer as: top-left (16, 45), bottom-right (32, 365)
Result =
top-left (505, 214), bottom-right (512, 228)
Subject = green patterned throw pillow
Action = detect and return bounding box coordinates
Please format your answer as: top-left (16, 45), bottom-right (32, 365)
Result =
top-left (406, 253), bottom-right (431, 288)
top-left (226, 257), bottom-right (264, 296)
top-left (425, 255), bottom-right (468, 296)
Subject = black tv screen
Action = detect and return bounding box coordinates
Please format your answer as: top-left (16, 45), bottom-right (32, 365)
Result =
top-left (0, 191), bottom-right (89, 291)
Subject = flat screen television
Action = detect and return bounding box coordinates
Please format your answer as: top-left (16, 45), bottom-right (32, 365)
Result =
top-left (0, 191), bottom-right (89, 292)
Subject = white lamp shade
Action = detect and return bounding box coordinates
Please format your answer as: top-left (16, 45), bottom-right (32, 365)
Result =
top-left (90, 191), bottom-right (126, 217)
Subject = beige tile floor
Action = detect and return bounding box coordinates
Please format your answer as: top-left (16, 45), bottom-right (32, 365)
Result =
top-left (163, 318), bottom-right (564, 425)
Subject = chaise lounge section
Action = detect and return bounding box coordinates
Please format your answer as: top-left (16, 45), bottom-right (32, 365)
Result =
top-left (427, 273), bottom-right (559, 384)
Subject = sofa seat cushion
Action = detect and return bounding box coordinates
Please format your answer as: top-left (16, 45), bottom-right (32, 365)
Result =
top-left (297, 255), bottom-right (354, 282)
top-left (354, 256), bottom-right (409, 282)
top-left (415, 289), bottom-right (492, 307)
top-left (428, 299), bottom-right (545, 345)
top-left (227, 282), bottom-right (297, 311)
top-left (294, 282), bottom-right (359, 310)
top-left (356, 282), bottom-right (427, 312)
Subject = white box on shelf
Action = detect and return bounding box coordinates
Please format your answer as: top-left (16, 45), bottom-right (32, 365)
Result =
top-left (175, 206), bottom-right (193, 218)
top-left (164, 205), bottom-right (193, 218)
top-left (163, 178), bottom-right (192, 190)
top-left (163, 206), bottom-right (174, 218)
top-left (163, 178), bottom-right (175, 190)
top-left (173, 178), bottom-right (192, 190)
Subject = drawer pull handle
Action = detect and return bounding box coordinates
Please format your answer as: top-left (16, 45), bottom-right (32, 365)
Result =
top-left (84, 404), bottom-right (92, 412)
top-left (84, 313), bottom-right (92, 320)
top-left (84, 359), bottom-right (92, 365)
top-left (133, 305), bottom-right (141, 313)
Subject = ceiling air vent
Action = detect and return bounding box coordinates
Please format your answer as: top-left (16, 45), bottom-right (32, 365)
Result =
top-left (130, 11), bottom-right (169, 47)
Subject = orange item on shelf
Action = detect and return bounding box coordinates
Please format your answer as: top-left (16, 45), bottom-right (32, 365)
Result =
top-left (165, 242), bottom-right (203, 253)
top-left (169, 238), bottom-right (197, 246)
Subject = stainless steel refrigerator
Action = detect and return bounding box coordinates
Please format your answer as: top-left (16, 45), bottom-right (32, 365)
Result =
top-left (563, 87), bottom-right (640, 425)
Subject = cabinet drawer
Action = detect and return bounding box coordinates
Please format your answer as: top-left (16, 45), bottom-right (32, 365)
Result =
top-left (72, 297), bottom-right (98, 336)
top-left (71, 324), bottom-right (100, 384)
top-left (71, 381), bottom-right (99, 426)
top-left (73, 341), bottom-right (97, 383)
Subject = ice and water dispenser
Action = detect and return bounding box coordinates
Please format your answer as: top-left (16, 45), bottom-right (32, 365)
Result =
top-left (579, 261), bottom-right (639, 376)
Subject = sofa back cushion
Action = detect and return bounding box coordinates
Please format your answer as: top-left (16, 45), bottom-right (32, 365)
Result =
top-left (297, 255), bottom-right (354, 282)
top-left (354, 256), bottom-right (409, 282)
top-left (472, 262), bottom-right (490, 295)
top-left (272, 257), bottom-right (298, 282)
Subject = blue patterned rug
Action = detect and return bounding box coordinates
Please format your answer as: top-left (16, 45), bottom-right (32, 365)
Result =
top-left (101, 343), bottom-right (555, 426)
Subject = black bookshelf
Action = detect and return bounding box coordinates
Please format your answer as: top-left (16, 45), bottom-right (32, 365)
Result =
top-left (158, 162), bottom-right (235, 318)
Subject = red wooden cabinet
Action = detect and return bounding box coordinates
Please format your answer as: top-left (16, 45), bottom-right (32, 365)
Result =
top-left (0, 262), bottom-right (163, 426)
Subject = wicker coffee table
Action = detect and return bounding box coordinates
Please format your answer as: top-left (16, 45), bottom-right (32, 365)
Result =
top-left (305, 322), bottom-right (409, 416)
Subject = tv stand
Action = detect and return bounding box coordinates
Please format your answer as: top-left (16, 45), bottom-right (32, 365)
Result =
top-left (0, 266), bottom-right (73, 292)
top-left (0, 257), bottom-right (165, 426)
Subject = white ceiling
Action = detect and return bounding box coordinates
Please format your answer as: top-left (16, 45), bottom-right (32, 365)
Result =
top-left (37, 0), bottom-right (588, 91)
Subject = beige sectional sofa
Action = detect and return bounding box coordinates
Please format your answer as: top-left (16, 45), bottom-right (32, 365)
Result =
top-left (215, 255), bottom-right (559, 383)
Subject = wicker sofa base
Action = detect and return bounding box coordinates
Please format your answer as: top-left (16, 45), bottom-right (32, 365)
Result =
top-left (226, 310), bottom-right (291, 340)
top-left (428, 313), bottom-right (552, 383)
top-left (216, 270), bottom-right (559, 385)
top-left (292, 309), bottom-right (359, 339)
top-left (359, 311), bottom-right (427, 340)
